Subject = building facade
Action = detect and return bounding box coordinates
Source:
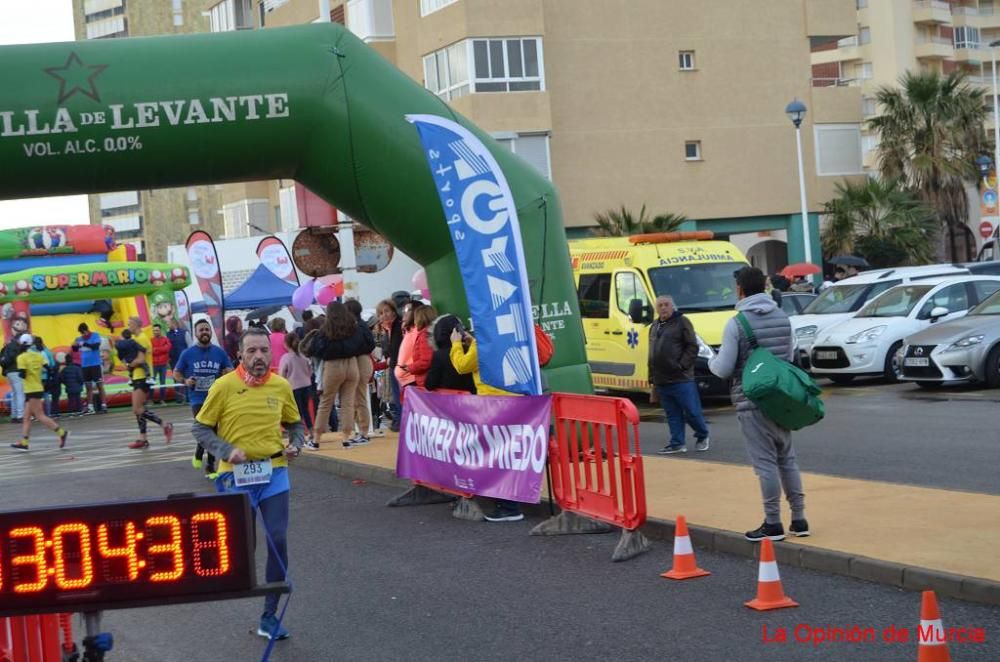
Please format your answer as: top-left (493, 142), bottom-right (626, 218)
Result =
top-left (195, 0), bottom-right (861, 273)
top-left (72, 0), bottom-right (226, 261)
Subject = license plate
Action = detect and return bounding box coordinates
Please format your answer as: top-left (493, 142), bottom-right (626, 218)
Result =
top-left (904, 357), bottom-right (930, 367)
top-left (233, 458), bottom-right (272, 486)
top-left (815, 351), bottom-right (838, 360)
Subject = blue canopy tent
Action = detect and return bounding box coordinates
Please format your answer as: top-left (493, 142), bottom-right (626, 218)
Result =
top-left (191, 263), bottom-right (297, 313)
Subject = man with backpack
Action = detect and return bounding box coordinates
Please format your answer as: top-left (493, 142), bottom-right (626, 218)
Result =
top-left (1, 336), bottom-right (26, 423)
top-left (708, 267), bottom-right (809, 543)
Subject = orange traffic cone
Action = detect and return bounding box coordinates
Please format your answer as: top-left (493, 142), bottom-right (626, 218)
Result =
top-left (661, 515), bottom-right (710, 580)
top-left (917, 591), bottom-right (951, 662)
top-left (744, 538), bottom-right (798, 610)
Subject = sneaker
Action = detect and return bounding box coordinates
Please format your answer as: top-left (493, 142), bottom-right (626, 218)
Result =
top-left (192, 457), bottom-right (203, 469)
top-left (745, 521), bottom-right (785, 542)
top-left (341, 440), bottom-right (353, 449)
top-left (389, 422), bottom-right (400, 433)
top-left (98, 407), bottom-right (108, 414)
top-left (58, 429), bottom-right (69, 450)
top-left (206, 472), bottom-right (220, 480)
top-left (10, 418), bottom-right (22, 424)
top-left (789, 519), bottom-right (811, 538)
top-left (657, 444), bottom-right (687, 455)
top-left (85, 406), bottom-right (95, 416)
top-left (256, 613), bottom-right (289, 641)
top-left (305, 440), bottom-right (320, 451)
top-left (163, 423), bottom-right (174, 444)
top-left (695, 437), bottom-right (710, 452)
top-left (484, 509), bottom-right (524, 522)
top-left (369, 428), bottom-right (386, 438)
top-left (350, 435), bottom-right (370, 446)
top-left (127, 439), bottom-right (150, 450)
top-left (10, 441), bottom-right (29, 451)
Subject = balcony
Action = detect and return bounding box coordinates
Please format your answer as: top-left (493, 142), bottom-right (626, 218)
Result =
top-left (951, 5), bottom-right (982, 27)
top-left (811, 35), bottom-right (863, 65)
top-left (915, 36), bottom-right (955, 59)
top-left (811, 77), bottom-right (862, 88)
top-left (912, 0), bottom-right (953, 24)
top-left (954, 43), bottom-right (985, 63)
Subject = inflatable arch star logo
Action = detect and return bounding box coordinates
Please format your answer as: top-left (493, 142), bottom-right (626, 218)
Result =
top-left (44, 52), bottom-right (108, 104)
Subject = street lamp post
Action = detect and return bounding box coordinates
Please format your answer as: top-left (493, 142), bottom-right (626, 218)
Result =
top-left (785, 99), bottom-right (813, 267)
top-left (989, 40), bottom-right (1000, 205)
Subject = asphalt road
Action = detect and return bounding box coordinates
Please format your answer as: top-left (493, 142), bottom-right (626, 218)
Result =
top-left (1, 456), bottom-right (997, 662)
top-left (634, 380), bottom-right (1000, 494)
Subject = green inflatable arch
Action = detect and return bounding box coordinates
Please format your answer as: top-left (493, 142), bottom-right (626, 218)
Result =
top-left (0, 24), bottom-right (590, 393)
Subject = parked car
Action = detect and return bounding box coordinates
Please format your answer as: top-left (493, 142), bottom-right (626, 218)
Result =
top-left (809, 276), bottom-right (1000, 384)
top-left (778, 292), bottom-right (816, 315)
top-left (792, 264), bottom-right (972, 368)
top-left (900, 288), bottom-right (1000, 388)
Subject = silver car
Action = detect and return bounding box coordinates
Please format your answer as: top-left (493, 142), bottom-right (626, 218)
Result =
top-left (900, 289), bottom-right (1000, 387)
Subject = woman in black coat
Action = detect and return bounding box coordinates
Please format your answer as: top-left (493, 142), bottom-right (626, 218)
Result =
top-left (424, 315), bottom-right (475, 394)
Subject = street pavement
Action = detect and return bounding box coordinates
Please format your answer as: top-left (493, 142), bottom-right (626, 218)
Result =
top-left (3, 456), bottom-right (998, 662)
top-left (635, 380), bottom-right (1000, 494)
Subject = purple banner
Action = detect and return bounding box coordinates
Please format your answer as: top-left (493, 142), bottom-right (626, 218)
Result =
top-left (396, 389), bottom-right (552, 503)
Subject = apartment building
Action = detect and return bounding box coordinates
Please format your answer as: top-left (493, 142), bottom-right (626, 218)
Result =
top-left (71, 0), bottom-right (226, 261)
top-left (133, 0), bottom-right (863, 271)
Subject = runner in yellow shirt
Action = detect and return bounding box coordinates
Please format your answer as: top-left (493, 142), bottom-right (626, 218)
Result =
top-left (124, 316), bottom-right (174, 449)
top-left (193, 327), bottom-right (304, 641)
top-left (10, 334), bottom-right (69, 451)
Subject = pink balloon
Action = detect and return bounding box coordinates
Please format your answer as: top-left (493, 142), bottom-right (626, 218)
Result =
top-left (411, 268), bottom-right (430, 300)
top-left (315, 286), bottom-right (337, 307)
top-left (292, 279), bottom-right (315, 310)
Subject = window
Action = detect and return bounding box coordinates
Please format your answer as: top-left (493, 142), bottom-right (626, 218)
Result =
top-left (954, 26), bottom-right (980, 49)
top-left (684, 141), bottom-right (702, 161)
top-left (861, 133), bottom-right (879, 155)
top-left (615, 271), bottom-right (650, 318)
top-left (678, 51), bottom-right (695, 70)
top-left (859, 62), bottom-right (873, 79)
top-left (472, 38), bottom-right (543, 92)
top-left (421, 0), bottom-right (458, 16)
top-left (208, 0), bottom-right (252, 32)
top-left (347, 0), bottom-right (395, 41)
top-left (423, 42), bottom-right (470, 100)
top-left (577, 273), bottom-right (612, 318)
top-left (493, 132), bottom-right (551, 179)
top-left (859, 27), bottom-right (871, 45)
top-left (857, 285), bottom-right (933, 318)
top-left (918, 284), bottom-right (969, 319)
top-left (814, 124), bottom-right (864, 176)
top-left (188, 210), bottom-right (200, 225)
top-left (647, 263), bottom-right (743, 311)
top-left (862, 97), bottom-right (876, 117)
top-left (973, 280), bottom-right (1000, 303)
top-left (857, 0), bottom-right (868, 8)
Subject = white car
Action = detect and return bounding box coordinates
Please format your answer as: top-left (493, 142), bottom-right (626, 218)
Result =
top-left (792, 264), bottom-right (974, 368)
top-left (808, 276), bottom-right (1000, 383)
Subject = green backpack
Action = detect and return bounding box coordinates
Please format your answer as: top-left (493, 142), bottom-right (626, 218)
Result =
top-left (735, 313), bottom-right (825, 431)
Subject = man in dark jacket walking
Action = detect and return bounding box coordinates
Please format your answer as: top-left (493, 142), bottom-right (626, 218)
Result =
top-left (709, 267), bottom-right (808, 543)
top-left (648, 295), bottom-right (710, 455)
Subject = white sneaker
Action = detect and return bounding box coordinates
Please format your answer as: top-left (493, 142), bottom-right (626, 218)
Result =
top-left (369, 428), bottom-right (386, 438)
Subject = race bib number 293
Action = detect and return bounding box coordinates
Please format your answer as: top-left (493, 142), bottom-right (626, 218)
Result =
top-left (233, 458), bottom-right (273, 487)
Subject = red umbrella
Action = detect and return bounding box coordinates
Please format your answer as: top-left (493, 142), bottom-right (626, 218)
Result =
top-left (780, 263), bottom-right (821, 278)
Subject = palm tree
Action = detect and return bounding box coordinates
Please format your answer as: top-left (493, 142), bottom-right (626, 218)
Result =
top-left (592, 205), bottom-right (689, 237)
top-left (868, 70), bottom-right (987, 261)
top-left (821, 178), bottom-right (937, 267)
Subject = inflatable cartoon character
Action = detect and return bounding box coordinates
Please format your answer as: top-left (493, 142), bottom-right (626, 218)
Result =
top-left (150, 289), bottom-right (177, 332)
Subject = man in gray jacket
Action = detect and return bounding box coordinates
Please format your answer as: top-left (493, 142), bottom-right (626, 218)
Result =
top-left (708, 267), bottom-right (809, 542)
top-left (648, 295), bottom-right (710, 454)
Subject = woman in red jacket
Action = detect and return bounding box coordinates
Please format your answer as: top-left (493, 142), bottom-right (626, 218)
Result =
top-left (150, 324), bottom-right (173, 405)
top-left (398, 305), bottom-right (437, 391)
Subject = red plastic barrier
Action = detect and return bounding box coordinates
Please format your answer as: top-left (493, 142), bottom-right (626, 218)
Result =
top-left (548, 393), bottom-right (647, 530)
top-left (0, 614), bottom-right (72, 662)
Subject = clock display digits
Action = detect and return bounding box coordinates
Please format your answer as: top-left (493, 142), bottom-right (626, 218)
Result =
top-left (191, 511), bottom-right (231, 577)
top-left (52, 523), bottom-right (94, 590)
top-left (145, 516), bottom-right (184, 582)
top-left (97, 521), bottom-right (140, 582)
top-left (9, 527), bottom-right (47, 593)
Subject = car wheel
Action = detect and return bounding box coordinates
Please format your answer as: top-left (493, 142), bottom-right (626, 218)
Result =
top-left (985, 346), bottom-right (1000, 389)
top-left (883, 341), bottom-right (904, 384)
top-left (828, 374), bottom-right (855, 385)
top-left (915, 381), bottom-right (943, 390)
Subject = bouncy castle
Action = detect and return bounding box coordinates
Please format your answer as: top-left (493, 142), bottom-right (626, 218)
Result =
top-left (0, 224), bottom-right (190, 412)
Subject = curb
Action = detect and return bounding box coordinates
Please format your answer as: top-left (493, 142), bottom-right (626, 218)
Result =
top-left (296, 453), bottom-right (1000, 606)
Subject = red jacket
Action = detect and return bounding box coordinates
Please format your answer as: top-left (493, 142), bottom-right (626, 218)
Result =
top-left (408, 329), bottom-right (433, 388)
top-left (151, 335), bottom-right (172, 367)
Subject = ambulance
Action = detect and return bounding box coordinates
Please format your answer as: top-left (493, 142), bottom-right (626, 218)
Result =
top-left (570, 231), bottom-right (750, 395)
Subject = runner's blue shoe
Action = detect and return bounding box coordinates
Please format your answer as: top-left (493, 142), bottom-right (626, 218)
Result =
top-left (257, 613), bottom-right (289, 640)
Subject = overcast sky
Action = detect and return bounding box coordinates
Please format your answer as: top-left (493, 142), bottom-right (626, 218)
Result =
top-left (0, 1), bottom-right (91, 230)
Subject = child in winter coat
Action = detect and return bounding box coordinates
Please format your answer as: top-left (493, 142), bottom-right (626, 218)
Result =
top-left (59, 355), bottom-right (85, 415)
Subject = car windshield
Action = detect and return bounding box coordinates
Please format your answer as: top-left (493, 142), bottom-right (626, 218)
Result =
top-left (970, 289), bottom-right (1000, 315)
top-left (647, 262), bottom-right (745, 312)
top-left (801, 284), bottom-right (869, 314)
top-left (856, 285), bottom-right (933, 318)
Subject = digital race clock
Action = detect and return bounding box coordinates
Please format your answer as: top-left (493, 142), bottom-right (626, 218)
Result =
top-left (0, 493), bottom-right (257, 616)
